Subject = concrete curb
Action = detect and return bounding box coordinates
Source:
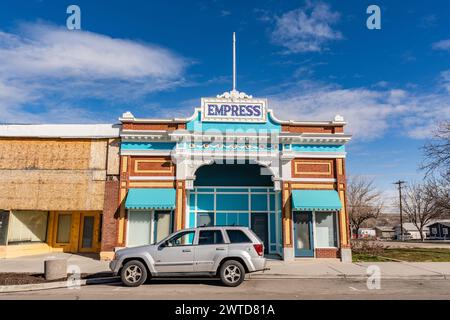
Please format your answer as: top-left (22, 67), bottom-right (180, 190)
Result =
top-left (0, 277), bottom-right (120, 293)
top-left (248, 273), bottom-right (449, 280)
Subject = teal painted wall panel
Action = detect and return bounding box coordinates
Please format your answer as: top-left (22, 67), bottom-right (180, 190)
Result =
top-left (269, 194), bottom-right (275, 211)
top-left (289, 144), bottom-right (345, 152)
top-left (251, 194), bottom-right (267, 211)
top-left (197, 194), bottom-right (214, 211)
top-left (216, 194), bottom-right (248, 211)
top-left (189, 212), bottom-right (196, 228)
top-left (189, 193), bottom-right (195, 209)
top-left (238, 213), bottom-right (249, 227)
top-left (270, 213), bottom-right (276, 243)
top-left (121, 142), bottom-right (176, 150)
top-left (227, 213), bottom-right (238, 226)
top-left (216, 213), bottom-right (227, 226)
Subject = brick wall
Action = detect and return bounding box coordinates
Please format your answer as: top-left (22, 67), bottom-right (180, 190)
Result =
top-left (315, 248), bottom-right (340, 259)
top-left (101, 178), bottom-right (120, 253)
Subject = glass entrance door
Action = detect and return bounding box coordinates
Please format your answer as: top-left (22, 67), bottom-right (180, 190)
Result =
top-left (293, 211), bottom-right (314, 257)
top-left (251, 213), bottom-right (269, 254)
top-left (78, 213), bottom-right (100, 252)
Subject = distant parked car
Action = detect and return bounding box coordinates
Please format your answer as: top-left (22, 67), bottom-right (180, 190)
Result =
top-left (109, 226), bottom-right (267, 287)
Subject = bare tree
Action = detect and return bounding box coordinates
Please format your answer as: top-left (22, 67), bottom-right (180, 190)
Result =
top-left (347, 176), bottom-right (383, 238)
top-left (402, 181), bottom-right (445, 241)
top-left (426, 177), bottom-right (450, 217)
top-left (421, 121), bottom-right (450, 178)
top-left (420, 121), bottom-right (450, 218)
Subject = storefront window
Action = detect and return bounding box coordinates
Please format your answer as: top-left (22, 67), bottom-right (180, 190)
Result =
top-left (56, 214), bottom-right (72, 243)
top-left (0, 211), bottom-right (9, 246)
top-left (314, 212), bottom-right (338, 247)
top-left (197, 212), bottom-right (214, 227)
top-left (127, 210), bottom-right (151, 247)
top-left (154, 211), bottom-right (172, 242)
top-left (7, 211), bottom-right (48, 244)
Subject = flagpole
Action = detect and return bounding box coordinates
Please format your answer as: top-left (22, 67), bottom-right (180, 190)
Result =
top-left (233, 32), bottom-right (236, 91)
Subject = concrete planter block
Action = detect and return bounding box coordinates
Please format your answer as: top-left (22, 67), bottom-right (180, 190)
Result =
top-left (340, 248), bottom-right (352, 263)
top-left (44, 259), bottom-right (67, 281)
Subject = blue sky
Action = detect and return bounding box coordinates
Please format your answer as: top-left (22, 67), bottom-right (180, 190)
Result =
top-left (1, 0), bottom-right (450, 207)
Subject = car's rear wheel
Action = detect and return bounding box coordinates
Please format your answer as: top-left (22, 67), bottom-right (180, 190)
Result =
top-left (219, 260), bottom-right (245, 287)
top-left (121, 260), bottom-right (148, 287)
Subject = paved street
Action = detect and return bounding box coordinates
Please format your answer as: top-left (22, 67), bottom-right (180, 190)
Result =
top-left (1, 278), bottom-right (450, 300)
top-left (2, 253), bottom-right (450, 280)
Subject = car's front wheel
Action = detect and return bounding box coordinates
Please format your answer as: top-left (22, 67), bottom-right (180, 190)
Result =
top-left (219, 260), bottom-right (245, 287)
top-left (121, 260), bottom-right (148, 287)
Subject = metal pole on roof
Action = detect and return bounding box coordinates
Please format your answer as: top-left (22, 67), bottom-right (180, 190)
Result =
top-left (232, 32), bottom-right (237, 91)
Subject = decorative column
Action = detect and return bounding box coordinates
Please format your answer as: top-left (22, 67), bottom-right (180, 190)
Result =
top-left (117, 155), bottom-right (129, 247)
top-left (336, 158), bottom-right (352, 262)
top-left (281, 182), bottom-right (294, 261)
top-left (174, 180), bottom-right (186, 231)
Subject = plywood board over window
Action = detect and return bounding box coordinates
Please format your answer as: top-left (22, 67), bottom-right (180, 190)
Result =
top-left (292, 159), bottom-right (334, 179)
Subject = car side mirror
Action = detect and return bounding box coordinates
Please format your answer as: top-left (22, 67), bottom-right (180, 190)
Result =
top-left (158, 241), bottom-right (167, 250)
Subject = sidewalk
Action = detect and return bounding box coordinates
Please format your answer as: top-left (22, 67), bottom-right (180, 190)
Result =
top-left (0, 253), bottom-right (109, 274)
top-left (1, 253), bottom-right (450, 280)
top-left (249, 259), bottom-right (450, 280)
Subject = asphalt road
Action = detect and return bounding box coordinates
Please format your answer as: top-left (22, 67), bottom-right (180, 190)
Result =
top-left (1, 278), bottom-right (450, 300)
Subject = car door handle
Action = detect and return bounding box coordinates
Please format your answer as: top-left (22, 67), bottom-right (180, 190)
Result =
top-left (216, 248), bottom-right (226, 251)
top-left (182, 249), bottom-right (191, 253)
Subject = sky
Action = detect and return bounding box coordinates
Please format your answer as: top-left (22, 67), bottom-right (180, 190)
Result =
top-left (0, 0), bottom-right (450, 210)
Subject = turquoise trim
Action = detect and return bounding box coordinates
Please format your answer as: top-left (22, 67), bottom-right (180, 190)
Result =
top-left (186, 111), bottom-right (281, 132)
top-left (189, 212), bottom-right (196, 228)
top-left (292, 190), bottom-right (342, 211)
top-left (270, 213), bottom-right (276, 243)
top-left (177, 142), bottom-right (279, 152)
top-left (125, 188), bottom-right (176, 209)
top-left (121, 142), bottom-right (176, 151)
top-left (290, 144), bottom-right (345, 152)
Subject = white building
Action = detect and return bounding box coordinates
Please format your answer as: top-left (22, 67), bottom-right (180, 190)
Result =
top-left (394, 223), bottom-right (428, 240)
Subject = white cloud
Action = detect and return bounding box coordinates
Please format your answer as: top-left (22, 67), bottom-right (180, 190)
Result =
top-left (268, 80), bottom-right (450, 140)
top-left (0, 22), bottom-right (188, 123)
top-left (271, 1), bottom-right (342, 53)
top-left (432, 39), bottom-right (450, 51)
top-left (440, 70), bottom-right (450, 92)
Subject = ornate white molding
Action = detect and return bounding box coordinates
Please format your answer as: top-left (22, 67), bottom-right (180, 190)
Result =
top-left (217, 89), bottom-right (253, 100)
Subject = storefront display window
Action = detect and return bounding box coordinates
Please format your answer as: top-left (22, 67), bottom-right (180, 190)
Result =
top-left (7, 211), bottom-right (48, 244)
top-left (314, 212), bottom-right (338, 248)
top-left (56, 214), bottom-right (72, 244)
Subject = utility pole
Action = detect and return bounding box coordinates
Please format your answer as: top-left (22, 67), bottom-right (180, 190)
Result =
top-left (394, 180), bottom-right (406, 241)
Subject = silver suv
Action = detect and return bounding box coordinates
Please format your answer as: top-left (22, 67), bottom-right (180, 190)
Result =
top-left (110, 226), bottom-right (266, 287)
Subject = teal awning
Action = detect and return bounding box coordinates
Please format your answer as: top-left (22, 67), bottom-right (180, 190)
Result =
top-left (125, 188), bottom-right (176, 210)
top-left (292, 190), bottom-right (342, 211)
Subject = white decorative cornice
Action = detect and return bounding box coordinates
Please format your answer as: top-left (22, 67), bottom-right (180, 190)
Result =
top-left (217, 89), bottom-right (253, 100)
top-left (121, 111), bottom-right (135, 120)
